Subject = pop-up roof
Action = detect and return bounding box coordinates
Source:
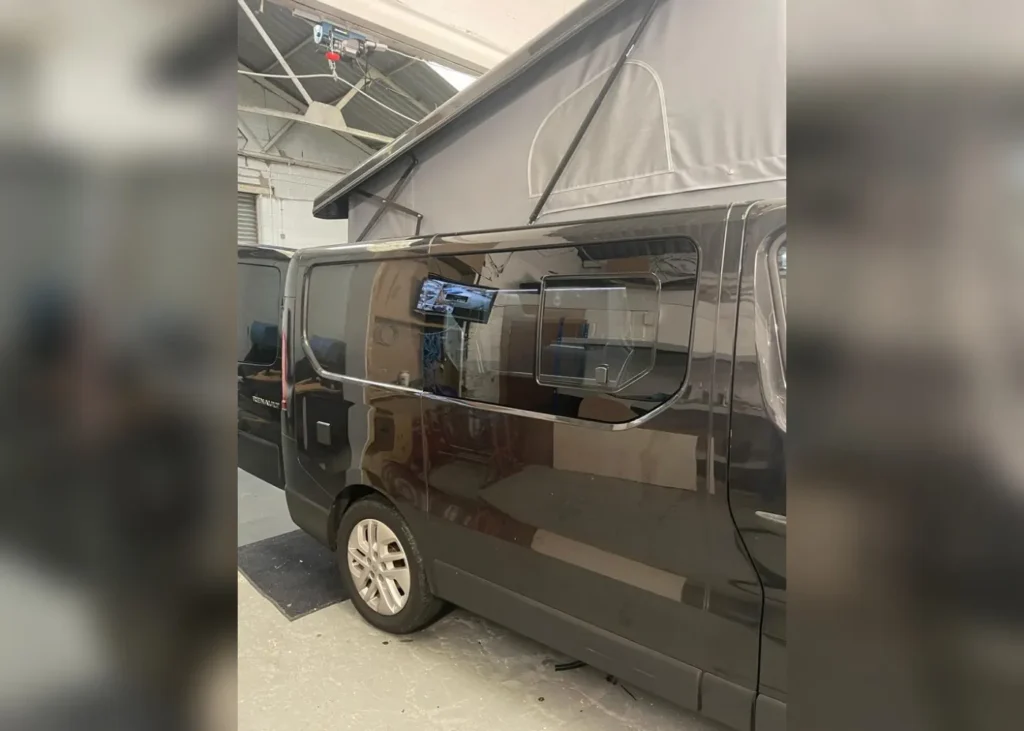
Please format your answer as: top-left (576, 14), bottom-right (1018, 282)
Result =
top-left (313, 0), bottom-right (785, 240)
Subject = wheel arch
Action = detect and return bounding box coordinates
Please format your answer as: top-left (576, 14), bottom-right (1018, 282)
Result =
top-left (330, 481), bottom-right (441, 602)
top-left (328, 483), bottom-right (382, 551)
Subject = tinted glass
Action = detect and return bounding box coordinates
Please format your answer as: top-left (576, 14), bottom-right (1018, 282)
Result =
top-left (237, 263), bottom-right (281, 364)
top-left (538, 274), bottom-right (659, 391)
top-left (307, 259), bottom-right (431, 385)
top-left (428, 239), bottom-right (698, 424)
top-left (422, 253), bottom-right (538, 402)
top-left (306, 263), bottom-right (359, 376)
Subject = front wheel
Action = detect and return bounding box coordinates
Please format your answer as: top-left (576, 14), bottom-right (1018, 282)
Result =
top-left (336, 496), bottom-right (445, 633)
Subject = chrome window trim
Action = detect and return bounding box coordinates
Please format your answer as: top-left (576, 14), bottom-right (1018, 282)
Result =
top-left (535, 272), bottom-right (661, 394)
top-left (767, 235), bottom-right (787, 366)
top-left (412, 386), bottom-right (690, 432)
top-left (298, 226), bottom-right (704, 432)
top-left (292, 205), bottom-right (720, 268)
top-left (753, 228), bottom-right (787, 432)
top-left (292, 237), bottom-right (432, 268)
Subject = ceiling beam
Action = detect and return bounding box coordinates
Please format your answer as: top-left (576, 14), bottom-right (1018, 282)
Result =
top-left (328, 59), bottom-right (426, 119)
top-left (239, 104), bottom-right (394, 144)
top-left (239, 149), bottom-right (350, 175)
top-left (238, 62), bottom-right (375, 155)
top-left (239, 62), bottom-right (304, 111)
top-left (365, 59), bottom-right (430, 117)
top-left (260, 119), bottom-right (297, 152)
top-left (334, 77), bottom-right (368, 111)
top-left (239, 0), bottom-right (314, 106)
top-left (237, 117), bottom-right (261, 147)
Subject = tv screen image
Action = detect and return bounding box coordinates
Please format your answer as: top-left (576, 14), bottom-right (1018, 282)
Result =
top-left (414, 277), bottom-right (497, 324)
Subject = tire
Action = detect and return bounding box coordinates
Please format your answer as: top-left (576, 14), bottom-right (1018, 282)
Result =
top-left (336, 495), bottom-right (445, 634)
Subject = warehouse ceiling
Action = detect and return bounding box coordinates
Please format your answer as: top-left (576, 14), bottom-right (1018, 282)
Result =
top-left (279, 0), bottom-right (588, 73)
top-left (238, 0), bottom-right (591, 170)
top-left (237, 0), bottom-right (469, 150)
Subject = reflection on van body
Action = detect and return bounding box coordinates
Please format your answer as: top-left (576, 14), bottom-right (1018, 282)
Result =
top-left (280, 0), bottom-right (785, 728)
top-left (237, 245), bottom-right (292, 488)
top-left (280, 202), bottom-right (787, 731)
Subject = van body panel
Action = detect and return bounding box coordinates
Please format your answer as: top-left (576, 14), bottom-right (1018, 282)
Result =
top-left (284, 254), bottom-right (434, 549)
top-left (729, 202), bottom-right (788, 704)
top-left (417, 205), bottom-right (762, 702)
top-left (280, 203), bottom-right (786, 730)
top-left (237, 246), bottom-right (292, 487)
top-left (432, 560), bottom-right (703, 708)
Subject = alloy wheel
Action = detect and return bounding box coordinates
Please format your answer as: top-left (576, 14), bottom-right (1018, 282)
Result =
top-left (346, 518), bottom-right (411, 615)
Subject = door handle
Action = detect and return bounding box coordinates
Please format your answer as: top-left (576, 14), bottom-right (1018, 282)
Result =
top-left (755, 511), bottom-right (787, 529)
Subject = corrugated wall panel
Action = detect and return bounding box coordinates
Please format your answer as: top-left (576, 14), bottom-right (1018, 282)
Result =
top-left (237, 192), bottom-right (259, 245)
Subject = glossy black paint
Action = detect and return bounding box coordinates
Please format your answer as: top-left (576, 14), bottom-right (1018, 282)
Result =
top-left (729, 203), bottom-right (788, 703)
top-left (283, 245), bottom-right (435, 550)
top-left (237, 245), bottom-right (292, 488)
top-left (280, 203), bottom-right (786, 731)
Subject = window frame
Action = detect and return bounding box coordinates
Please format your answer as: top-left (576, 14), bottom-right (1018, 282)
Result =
top-left (298, 234), bottom-right (702, 432)
top-left (237, 262), bottom-right (282, 366)
top-left (753, 229), bottom-right (787, 432)
top-left (535, 271), bottom-right (662, 394)
top-left (301, 260), bottom-right (424, 395)
top-left (768, 234), bottom-right (787, 366)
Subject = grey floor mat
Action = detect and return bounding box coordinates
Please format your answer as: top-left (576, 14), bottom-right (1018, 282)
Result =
top-left (238, 530), bottom-right (348, 620)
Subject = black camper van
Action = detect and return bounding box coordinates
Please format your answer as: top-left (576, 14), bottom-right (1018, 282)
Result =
top-left (277, 0), bottom-right (785, 728)
top-left (237, 245), bottom-right (293, 487)
top-left (279, 201), bottom-right (786, 731)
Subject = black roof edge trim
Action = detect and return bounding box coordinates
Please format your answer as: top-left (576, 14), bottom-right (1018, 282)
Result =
top-left (311, 0), bottom-right (628, 220)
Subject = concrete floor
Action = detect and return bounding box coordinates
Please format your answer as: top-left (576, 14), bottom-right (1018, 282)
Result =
top-left (238, 469), bottom-right (300, 547)
top-left (237, 472), bottom-right (718, 731)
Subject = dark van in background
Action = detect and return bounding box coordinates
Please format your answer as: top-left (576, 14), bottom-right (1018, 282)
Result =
top-left (237, 245), bottom-right (293, 487)
top-left (279, 202), bottom-right (787, 731)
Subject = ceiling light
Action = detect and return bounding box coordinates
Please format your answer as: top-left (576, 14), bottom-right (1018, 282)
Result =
top-left (427, 62), bottom-right (477, 92)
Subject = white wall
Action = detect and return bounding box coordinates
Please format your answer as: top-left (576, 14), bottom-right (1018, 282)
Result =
top-left (237, 75), bottom-right (367, 248)
top-left (253, 185), bottom-right (350, 249)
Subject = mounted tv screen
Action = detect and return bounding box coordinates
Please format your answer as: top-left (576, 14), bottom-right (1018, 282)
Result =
top-left (414, 276), bottom-right (497, 324)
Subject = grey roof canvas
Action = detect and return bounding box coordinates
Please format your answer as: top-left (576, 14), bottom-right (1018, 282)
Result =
top-left (314, 0), bottom-right (786, 239)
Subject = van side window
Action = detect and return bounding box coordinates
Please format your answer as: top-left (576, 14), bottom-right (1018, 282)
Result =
top-left (306, 263), bottom-right (357, 376)
top-left (420, 254), bottom-right (542, 404)
top-left (427, 238), bottom-right (698, 424)
top-left (537, 274), bottom-right (659, 391)
top-left (237, 263), bottom-right (281, 365)
top-left (308, 259), bottom-right (432, 385)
